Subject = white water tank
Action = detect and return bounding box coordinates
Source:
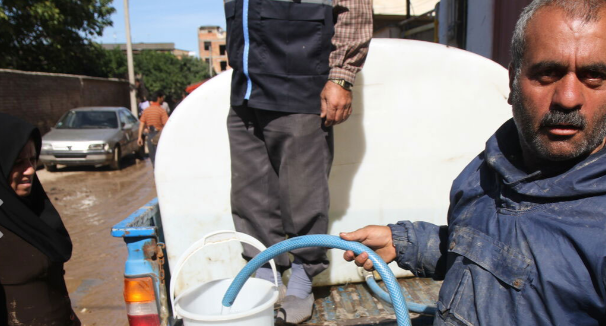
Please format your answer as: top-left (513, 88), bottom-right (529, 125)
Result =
top-left (155, 39), bottom-right (512, 294)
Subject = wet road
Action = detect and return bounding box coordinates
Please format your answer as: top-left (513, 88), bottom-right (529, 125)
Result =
top-left (37, 156), bottom-right (157, 326)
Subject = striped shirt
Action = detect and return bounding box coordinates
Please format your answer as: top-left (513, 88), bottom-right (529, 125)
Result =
top-left (328, 0), bottom-right (374, 84)
top-left (140, 103), bottom-right (168, 131)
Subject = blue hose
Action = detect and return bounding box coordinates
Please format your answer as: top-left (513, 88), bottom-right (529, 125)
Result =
top-left (221, 235), bottom-right (412, 326)
top-left (364, 273), bottom-right (437, 315)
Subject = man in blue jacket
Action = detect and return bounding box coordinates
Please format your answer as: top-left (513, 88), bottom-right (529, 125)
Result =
top-left (341, 0), bottom-right (606, 325)
top-left (224, 0), bottom-right (372, 323)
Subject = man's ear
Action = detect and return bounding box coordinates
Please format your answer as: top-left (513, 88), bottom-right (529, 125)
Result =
top-left (507, 63), bottom-right (515, 105)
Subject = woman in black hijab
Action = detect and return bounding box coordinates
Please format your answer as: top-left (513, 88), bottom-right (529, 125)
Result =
top-left (0, 113), bottom-right (80, 325)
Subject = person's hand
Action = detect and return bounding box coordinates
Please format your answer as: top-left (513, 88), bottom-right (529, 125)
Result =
top-left (340, 225), bottom-right (396, 271)
top-left (137, 137), bottom-right (143, 147)
top-left (320, 81), bottom-right (352, 127)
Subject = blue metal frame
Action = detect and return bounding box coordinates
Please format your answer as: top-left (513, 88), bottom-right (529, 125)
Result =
top-left (123, 237), bottom-right (158, 276)
top-left (112, 198), bottom-right (170, 324)
top-left (112, 198), bottom-right (159, 238)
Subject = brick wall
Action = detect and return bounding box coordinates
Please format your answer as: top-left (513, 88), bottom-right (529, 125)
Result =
top-left (0, 69), bottom-right (130, 135)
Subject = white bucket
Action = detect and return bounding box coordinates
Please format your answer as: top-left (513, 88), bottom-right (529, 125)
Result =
top-left (170, 231), bottom-right (279, 326)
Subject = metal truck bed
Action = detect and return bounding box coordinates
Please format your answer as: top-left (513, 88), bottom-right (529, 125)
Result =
top-left (115, 199), bottom-right (442, 326)
top-left (300, 277), bottom-right (441, 326)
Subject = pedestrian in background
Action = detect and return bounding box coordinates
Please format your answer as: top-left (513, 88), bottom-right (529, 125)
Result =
top-left (0, 113), bottom-right (80, 325)
top-left (135, 78), bottom-right (150, 117)
top-left (224, 0), bottom-right (373, 323)
top-left (158, 91), bottom-right (171, 115)
top-left (138, 91), bottom-right (169, 167)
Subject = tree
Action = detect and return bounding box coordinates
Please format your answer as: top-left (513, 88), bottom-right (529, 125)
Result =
top-left (133, 50), bottom-right (210, 105)
top-left (0, 0), bottom-right (115, 76)
top-left (100, 46), bottom-right (128, 79)
top-left (98, 49), bottom-right (210, 104)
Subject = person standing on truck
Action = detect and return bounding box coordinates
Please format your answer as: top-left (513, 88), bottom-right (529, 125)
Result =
top-left (341, 1), bottom-right (606, 325)
top-left (224, 0), bottom-right (372, 323)
top-left (138, 91), bottom-right (169, 167)
top-left (0, 113), bottom-right (80, 325)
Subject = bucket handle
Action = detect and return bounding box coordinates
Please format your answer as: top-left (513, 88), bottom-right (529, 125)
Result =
top-left (169, 230), bottom-right (279, 319)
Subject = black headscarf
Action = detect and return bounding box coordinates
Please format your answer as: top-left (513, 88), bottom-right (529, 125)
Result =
top-left (0, 113), bottom-right (72, 262)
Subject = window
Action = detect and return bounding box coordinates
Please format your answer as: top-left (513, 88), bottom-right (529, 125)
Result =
top-left (220, 61), bottom-right (227, 71)
top-left (56, 111), bottom-right (118, 129)
top-left (119, 112), bottom-right (129, 127)
top-left (122, 109), bottom-right (138, 123)
top-left (219, 45), bottom-right (226, 55)
top-left (204, 41), bottom-right (211, 51)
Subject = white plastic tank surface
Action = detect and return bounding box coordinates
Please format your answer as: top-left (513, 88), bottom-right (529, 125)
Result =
top-left (155, 39), bottom-right (512, 294)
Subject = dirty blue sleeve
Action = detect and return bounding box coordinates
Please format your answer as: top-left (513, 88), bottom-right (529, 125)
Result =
top-left (447, 152), bottom-right (485, 225)
top-left (388, 221), bottom-right (448, 279)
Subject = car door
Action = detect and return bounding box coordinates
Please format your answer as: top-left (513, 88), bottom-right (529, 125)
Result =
top-left (118, 111), bottom-right (135, 154)
top-left (124, 109), bottom-right (141, 152)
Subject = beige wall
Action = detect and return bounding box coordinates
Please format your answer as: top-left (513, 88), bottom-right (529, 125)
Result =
top-left (198, 27), bottom-right (230, 74)
top-left (0, 69), bottom-right (130, 135)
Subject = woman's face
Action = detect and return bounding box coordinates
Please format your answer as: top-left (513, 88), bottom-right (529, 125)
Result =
top-left (8, 140), bottom-right (37, 197)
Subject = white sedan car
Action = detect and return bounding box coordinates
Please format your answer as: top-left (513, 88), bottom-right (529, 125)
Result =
top-left (40, 107), bottom-right (144, 171)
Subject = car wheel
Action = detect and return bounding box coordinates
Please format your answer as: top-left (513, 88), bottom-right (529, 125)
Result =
top-left (109, 146), bottom-right (121, 170)
top-left (45, 164), bottom-right (57, 172)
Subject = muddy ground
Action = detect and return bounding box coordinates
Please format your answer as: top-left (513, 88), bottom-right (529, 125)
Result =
top-left (37, 156), bottom-right (157, 326)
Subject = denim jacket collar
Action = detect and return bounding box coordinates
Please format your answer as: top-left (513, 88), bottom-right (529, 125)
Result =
top-left (485, 119), bottom-right (606, 199)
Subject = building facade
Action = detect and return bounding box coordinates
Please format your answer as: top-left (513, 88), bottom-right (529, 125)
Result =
top-left (198, 26), bottom-right (229, 75)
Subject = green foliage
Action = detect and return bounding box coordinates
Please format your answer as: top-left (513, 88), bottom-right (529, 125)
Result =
top-left (100, 46), bottom-right (128, 79)
top-left (101, 49), bottom-right (209, 104)
top-left (135, 51), bottom-right (209, 101)
top-left (135, 51), bottom-right (210, 104)
top-left (0, 0), bottom-right (209, 103)
top-left (0, 0), bottom-right (115, 76)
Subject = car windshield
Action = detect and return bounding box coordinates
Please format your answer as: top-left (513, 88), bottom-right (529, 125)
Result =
top-left (56, 111), bottom-right (118, 129)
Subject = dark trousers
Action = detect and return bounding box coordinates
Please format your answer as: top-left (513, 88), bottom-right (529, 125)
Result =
top-left (146, 129), bottom-right (159, 167)
top-left (227, 106), bottom-right (333, 277)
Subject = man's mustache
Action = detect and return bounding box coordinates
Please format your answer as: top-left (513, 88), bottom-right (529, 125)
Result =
top-left (540, 110), bottom-right (586, 129)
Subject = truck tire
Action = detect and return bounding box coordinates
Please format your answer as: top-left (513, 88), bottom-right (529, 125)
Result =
top-left (110, 146), bottom-right (122, 170)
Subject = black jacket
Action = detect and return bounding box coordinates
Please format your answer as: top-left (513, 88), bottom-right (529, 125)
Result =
top-left (225, 0), bottom-right (335, 113)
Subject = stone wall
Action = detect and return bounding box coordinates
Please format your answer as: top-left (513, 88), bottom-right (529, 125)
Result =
top-left (0, 69), bottom-right (130, 135)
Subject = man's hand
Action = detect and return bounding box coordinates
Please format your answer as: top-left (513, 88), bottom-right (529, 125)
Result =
top-left (340, 225), bottom-right (396, 271)
top-left (137, 122), bottom-right (146, 147)
top-left (320, 81), bottom-right (352, 127)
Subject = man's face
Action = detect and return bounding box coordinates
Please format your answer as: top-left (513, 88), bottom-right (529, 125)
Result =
top-left (510, 6), bottom-right (606, 165)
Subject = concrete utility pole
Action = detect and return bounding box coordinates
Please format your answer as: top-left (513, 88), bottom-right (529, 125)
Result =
top-left (124, 0), bottom-right (137, 116)
top-left (407, 0), bottom-right (411, 18)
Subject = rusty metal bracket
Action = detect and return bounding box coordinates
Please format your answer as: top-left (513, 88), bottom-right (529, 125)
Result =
top-left (157, 242), bottom-right (166, 284)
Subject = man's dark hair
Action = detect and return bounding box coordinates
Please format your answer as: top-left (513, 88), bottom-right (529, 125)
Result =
top-left (151, 91), bottom-right (164, 102)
